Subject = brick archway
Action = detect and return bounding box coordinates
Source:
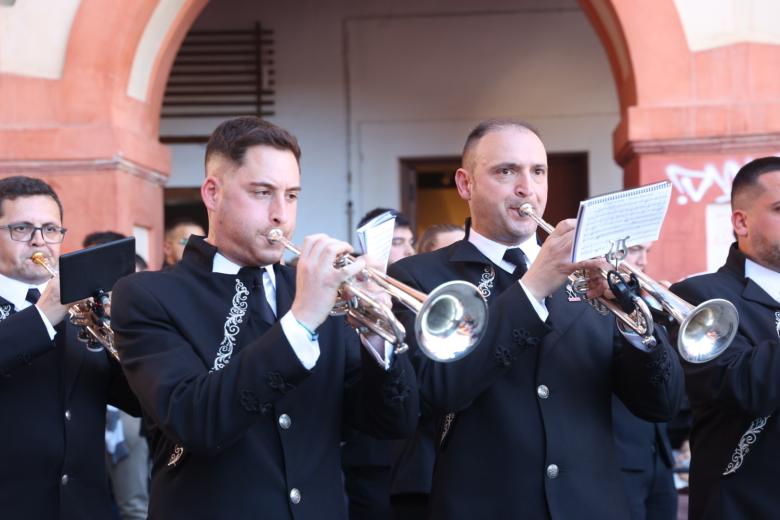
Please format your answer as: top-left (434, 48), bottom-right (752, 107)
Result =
top-left (0, 0), bottom-right (207, 266)
top-left (580, 0), bottom-right (780, 280)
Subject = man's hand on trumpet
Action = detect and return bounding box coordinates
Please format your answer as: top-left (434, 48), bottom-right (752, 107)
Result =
top-left (345, 254), bottom-right (394, 352)
top-left (35, 272), bottom-right (69, 327)
top-left (575, 258), bottom-right (617, 301)
top-left (291, 234), bottom-right (365, 332)
top-left (521, 218), bottom-right (577, 301)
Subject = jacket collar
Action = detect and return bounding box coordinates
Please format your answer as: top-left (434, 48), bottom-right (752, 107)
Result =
top-left (181, 236), bottom-right (294, 316)
top-left (722, 243), bottom-right (779, 308)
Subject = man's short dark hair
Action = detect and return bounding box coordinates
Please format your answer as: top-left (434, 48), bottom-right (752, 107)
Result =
top-left (417, 223), bottom-right (464, 253)
top-left (205, 116), bottom-right (301, 172)
top-left (0, 176), bottom-right (63, 221)
top-left (164, 218), bottom-right (204, 235)
top-left (357, 208), bottom-right (410, 229)
top-left (83, 231), bottom-right (126, 248)
top-left (731, 156), bottom-right (780, 206)
top-left (462, 119), bottom-right (540, 168)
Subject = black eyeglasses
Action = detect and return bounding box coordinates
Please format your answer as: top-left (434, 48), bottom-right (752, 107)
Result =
top-left (0, 223), bottom-right (67, 243)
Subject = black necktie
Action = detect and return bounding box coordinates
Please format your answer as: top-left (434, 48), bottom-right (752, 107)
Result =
top-left (503, 248), bottom-right (528, 280)
top-left (25, 288), bottom-right (41, 305)
top-left (239, 267), bottom-right (276, 325)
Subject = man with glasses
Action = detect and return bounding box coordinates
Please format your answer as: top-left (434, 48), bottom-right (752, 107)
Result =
top-left (0, 176), bottom-right (138, 519)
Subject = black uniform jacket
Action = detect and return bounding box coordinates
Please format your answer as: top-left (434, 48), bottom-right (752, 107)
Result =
top-left (111, 237), bottom-right (419, 520)
top-left (671, 244), bottom-right (780, 520)
top-left (0, 296), bottom-right (139, 520)
top-left (388, 239), bottom-right (683, 520)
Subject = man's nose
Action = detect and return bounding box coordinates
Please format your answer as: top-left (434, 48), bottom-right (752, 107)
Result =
top-left (269, 195), bottom-right (289, 224)
top-left (29, 228), bottom-right (46, 246)
top-left (514, 171), bottom-right (533, 197)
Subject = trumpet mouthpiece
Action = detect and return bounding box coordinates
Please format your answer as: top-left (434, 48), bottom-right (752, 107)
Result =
top-left (267, 228), bottom-right (284, 242)
top-left (31, 251), bottom-right (57, 277)
top-left (31, 252), bottom-right (47, 265)
top-left (519, 203), bottom-right (535, 217)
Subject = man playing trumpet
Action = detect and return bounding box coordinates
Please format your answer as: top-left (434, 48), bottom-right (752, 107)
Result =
top-left (111, 117), bottom-right (419, 519)
top-left (388, 120), bottom-right (684, 519)
top-left (0, 176), bottom-right (138, 519)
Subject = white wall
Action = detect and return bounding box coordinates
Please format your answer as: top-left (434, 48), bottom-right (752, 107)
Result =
top-left (160, 0), bottom-right (620, 243)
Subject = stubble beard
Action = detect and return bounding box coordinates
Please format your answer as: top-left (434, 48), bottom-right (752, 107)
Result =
top-left (753, 233), bottom-right (780, 272)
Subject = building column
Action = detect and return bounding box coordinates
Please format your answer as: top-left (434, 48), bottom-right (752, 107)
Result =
top-left (581, 0), bottom-right (780, 280)
top-left (0, 0), bottom-right (207, 266)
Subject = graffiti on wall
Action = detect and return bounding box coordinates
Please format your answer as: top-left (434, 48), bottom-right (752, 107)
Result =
top-left (665, 160), bottom-right (741, 205)
top-left (665, 155), bottom-right (780, 205)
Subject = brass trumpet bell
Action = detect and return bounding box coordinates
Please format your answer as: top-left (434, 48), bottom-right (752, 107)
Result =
top-left (267, 229), bottom-right (488, 363)
top-left (518, 203), bottom-right (739, 364)
top-left (415, 281), bottom-right (487, 362)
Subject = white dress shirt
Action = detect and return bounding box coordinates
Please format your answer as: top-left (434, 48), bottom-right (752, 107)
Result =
top-left (745, 258), bottom-right (780, 305)
top-left (0, 272), bottom-right (56, 339)
top-left (212, 252), bottom-right (391, 370)
top-left (468, 227), bottom-right (549, 321)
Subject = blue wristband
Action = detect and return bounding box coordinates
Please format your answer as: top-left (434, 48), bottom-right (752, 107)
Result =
top-left (295, 319), bottom-right (319, 341)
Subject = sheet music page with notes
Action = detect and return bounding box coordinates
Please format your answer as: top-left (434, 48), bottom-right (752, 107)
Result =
top-left (356, 211), bottom-right (396, 270)
top-left (571, 182), bottom-right (672, 262)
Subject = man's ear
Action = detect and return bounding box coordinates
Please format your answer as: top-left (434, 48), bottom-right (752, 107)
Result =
top-left (201, 176), bottom-right (220, 212)
top-left (455, 168), bottom-right (472, 200)
top-left (732, 209), bottom-right (749, 238)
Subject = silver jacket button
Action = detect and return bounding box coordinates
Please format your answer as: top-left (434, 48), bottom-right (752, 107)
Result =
top-left (289, 487), bottom-right (301, 504)
top-left (537, 385), bottom-right (549, 399)
top-left (546, 464), bottom-right (559, 479)
top-left (278, 414), bottom-right (292, 430)
top-left (64, 410), bottom-right (71, 421)
top-left (61, 474), bottom-right (69, 485)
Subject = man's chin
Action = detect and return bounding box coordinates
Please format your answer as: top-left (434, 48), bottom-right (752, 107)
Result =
top-left (256, 250), bottom-right (284, 267)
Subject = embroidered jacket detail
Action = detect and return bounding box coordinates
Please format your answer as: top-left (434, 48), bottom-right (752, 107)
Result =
top-left (211, 279), bottom-right (250, 373)
top-left (723, 415), bottom-right (771, 476)
top-left (512, 328), bottom-right (540, 349)
top-left (240, 389), bottom-right (264, 414)
top-left (774, 311), bottom-right (779, 338)
top-left (645, 346), bottom-right (671, 386)
top-left (265, 371), bottom-right (295, 394)
top-left (167, 445), bottom-right (184, 467)
top-left (440, 412), bottom-right (456, 447)
top-left (494, 345), bottom-right (516, 367)
top-left (169, 278), bottom-right (250, 467)
top-left (382, 372), bottom-right (410, 405)
top-left (477, 266), bottom-right (495, 299)
top-left (0, 304), bottom-right (11, 322)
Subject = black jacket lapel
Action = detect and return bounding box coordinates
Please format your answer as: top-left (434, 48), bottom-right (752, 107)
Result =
top-left (722, 243), bottom-right (779, 309)
top-left (743, 280), bottom-right (780, 309)
top-left (0, 295), bottom-right (14, 322)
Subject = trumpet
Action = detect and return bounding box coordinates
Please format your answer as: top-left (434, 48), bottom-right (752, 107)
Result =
top-left (30, 252), bottom-right (119, 361)
top-left (267, 229), bottom-right (488, 362)
top-left (518, 204), bottom-right (738, 363)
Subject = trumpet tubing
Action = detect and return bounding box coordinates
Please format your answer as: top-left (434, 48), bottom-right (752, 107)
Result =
top-left (267, 229), bottom-right (488, 362)
top-left (29, 253), bottom-right (118, 361)
top-left (518, 203), bottom-right (738, 363)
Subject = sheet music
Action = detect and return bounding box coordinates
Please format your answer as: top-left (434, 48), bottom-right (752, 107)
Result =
top-left (356, 211), bottom-right (396, 270)
top-left (571, 182), bottom-right (672, 262)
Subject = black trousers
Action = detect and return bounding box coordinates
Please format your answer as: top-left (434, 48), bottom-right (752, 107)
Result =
top-left (621, 451), bottom-right (678, 520)
top-left (391, 493), bottom-right (429, 520)
top-left (344, 465), bottom-right (392, 520)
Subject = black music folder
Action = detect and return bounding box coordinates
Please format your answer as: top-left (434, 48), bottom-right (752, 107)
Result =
top-left (59, 237), bottom-right (136, 304)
